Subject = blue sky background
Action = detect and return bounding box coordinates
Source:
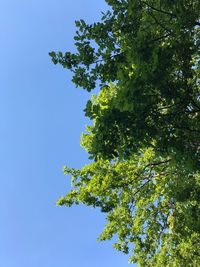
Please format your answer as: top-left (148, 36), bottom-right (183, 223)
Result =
top-left (0, 1), bottom-right (135, 266)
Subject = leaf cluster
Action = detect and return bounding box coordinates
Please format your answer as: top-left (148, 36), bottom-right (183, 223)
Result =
top-left (51, 0), bottom-right (200, 265)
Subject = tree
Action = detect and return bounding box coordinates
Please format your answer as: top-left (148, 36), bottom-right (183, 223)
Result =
top-left (50, 0), bottom-right (200, 266)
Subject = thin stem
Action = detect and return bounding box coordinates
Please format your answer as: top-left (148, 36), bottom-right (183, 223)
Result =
top-left (142, 1), bottom-right (176, 18)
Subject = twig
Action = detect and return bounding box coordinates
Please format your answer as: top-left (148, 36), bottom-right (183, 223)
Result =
top-left (142, 1), bottom-right (176, 18)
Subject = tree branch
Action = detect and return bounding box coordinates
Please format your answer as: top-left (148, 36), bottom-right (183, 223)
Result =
top-left (142, 1), bottom-right (176, 17)
top-left (144, 159), bottom-right (171, 170)
top-left (147, 33), bottom-right (171, 45)
top-left (149, 12), bottom-right (173, 34)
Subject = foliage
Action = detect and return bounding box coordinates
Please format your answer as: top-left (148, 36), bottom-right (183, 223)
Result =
top-left (50, 0), bottom-right (200, 266)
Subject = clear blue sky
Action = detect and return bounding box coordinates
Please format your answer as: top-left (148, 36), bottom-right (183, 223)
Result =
top-left (0, 1), bottom-right (134, 266)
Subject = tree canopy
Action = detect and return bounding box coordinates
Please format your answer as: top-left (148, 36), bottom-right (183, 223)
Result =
top-left (50, 0), bottom-right (200, 266)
